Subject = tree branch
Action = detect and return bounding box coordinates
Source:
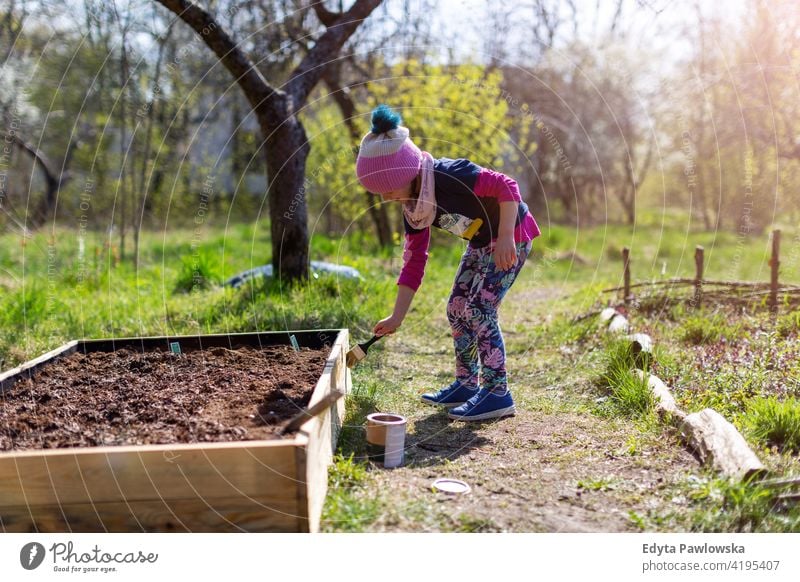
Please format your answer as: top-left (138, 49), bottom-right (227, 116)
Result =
top-left (286, 0), bottom-right (383, 106)
top-left (312, 2), bottom-right (340, 27)
top-left (153, 0), bottom-right (283, 121)
top-left (3, 132), bottom-right (59, 192)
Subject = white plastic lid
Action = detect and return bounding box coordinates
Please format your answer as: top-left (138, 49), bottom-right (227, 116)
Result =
top-left (432, 478), bottom-right (471, 494)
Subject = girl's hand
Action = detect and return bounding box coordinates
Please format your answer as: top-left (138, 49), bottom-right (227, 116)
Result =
top-left (373, 314), bottom-right (403, 336)
top-left (494, 237), bottom-right (517, 270)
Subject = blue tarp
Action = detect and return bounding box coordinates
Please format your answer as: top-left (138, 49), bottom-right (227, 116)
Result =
top-left (225, 261), bottom-right (362, 288)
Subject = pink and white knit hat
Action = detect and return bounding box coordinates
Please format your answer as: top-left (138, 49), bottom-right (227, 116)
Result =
top-left (356, 105), bottom-right (422, 194)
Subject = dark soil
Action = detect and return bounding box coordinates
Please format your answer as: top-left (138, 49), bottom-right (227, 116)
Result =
top-left (0, 344), bottom-right (329, 450)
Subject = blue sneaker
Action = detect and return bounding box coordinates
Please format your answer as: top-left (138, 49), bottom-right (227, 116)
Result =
top-left (420, 381), bottom-right (478, 408)
top-left (447, 388), bottom-right (516, 421)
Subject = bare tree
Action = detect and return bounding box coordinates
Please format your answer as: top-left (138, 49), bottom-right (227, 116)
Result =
top-left (153, 0), bottom-right (383, 282)
top-left (134, 11), bottom-right (175, 269)
top-left (282, 1), bottom-right (432, 248)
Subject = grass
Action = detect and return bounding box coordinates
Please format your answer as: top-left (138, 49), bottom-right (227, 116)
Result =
top-left (684, 476), bottom-right (800, 532)
top-left (577, 476), bottom-right (619, 491)
top-left (743, 397), bottom-right (800, 453)
top-left (320, 454), bottom-right (380, 532)
top-left (654, 320), bottom-right (800, 422)
top-left (596, 337), bottom-right (656, 419)
top-left (625, 471), bottom-right (800, 532)
top-left (336, 364), bottom-right (381, 458)
top-left (777, 311), bottom-right (800, 339)
top-left (546, 310), bottom-right (599, 345)
top-left (0, 224), bottom-right (401, 368)
top-left (679, 312), bottom-right (748, 345)
top-left (174, 247), bottom-right (223, 293)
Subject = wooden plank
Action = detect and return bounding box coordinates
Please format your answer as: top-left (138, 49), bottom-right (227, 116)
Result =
top-left (293, 435), bottom-right (310, 533)
top-left (0, 495), bottom-right (300, 532)
top-left (769, 229), bottom-right (780, 314)
top-left (694, 245), bottom-right (704, 308)
top-left (77, 329), bottom-right (342, 354)
top-left (302, 410), bottom-right (331, 534)
top-left (280, 390), bottom-right (344, 435)
top-left (334, 348), bottom-right (351, 445)
top-left (757, 476), bottom-right (800, 489)
top-left (299, 328), bottom-right (348, 533)
top-left (0, 441), bottom-right (299, 507)
top-left (298, 330), bottom-right (348, 443)
top-left (0, 340), bottom-right (78, 393)
top-left (622, 247), bottom-right (631, 303)
top-left (680, 408), bottom-right (766, 481)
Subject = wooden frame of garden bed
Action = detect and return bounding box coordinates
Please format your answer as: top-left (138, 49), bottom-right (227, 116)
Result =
top-left (0, 329), bottom-right (350, 533)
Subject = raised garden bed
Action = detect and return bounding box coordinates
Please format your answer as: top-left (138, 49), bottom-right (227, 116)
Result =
top-left (0, 329), bottom-right (349, 533)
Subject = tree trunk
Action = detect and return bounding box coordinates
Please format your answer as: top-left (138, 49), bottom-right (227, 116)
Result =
top-left (229, 95), bottom-right (243, 205)
top-left (622, 172), bottom-right (636, 225)
top-left (262, 112), bottom-right (310, 283)
top-left (118, 33), bottom-right (130, 263)
top-left (695, 12), bottom-right (713, 232)
top-left (135, 19), bottom-right (173, 270)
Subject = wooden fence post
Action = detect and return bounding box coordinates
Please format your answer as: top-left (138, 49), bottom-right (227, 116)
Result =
top-left (622, 247), bottom-right (631, 304)
top-left (770, 229), bottom-right (780, 314)
top-left (694, 245), bottom-right (704, 309)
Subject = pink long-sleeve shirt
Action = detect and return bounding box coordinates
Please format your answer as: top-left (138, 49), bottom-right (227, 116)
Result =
top-left (397, 158), bottom-right (541, 292)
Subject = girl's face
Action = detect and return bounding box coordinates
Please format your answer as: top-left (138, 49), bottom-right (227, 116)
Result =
top-left (379, 175), bottom-right (418, 203)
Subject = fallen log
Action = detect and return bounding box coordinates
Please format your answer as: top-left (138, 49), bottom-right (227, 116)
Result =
top-left (680, 408), bottom-right (766, 481)
top-left (626, 333), bottom-right (653, 367)
top-left (626, 333), bottom-right (653, 354)
top-left (599, 307), bottom-right (618, 324)
top-left (756, 476), bottom-right (800, 489)
top-left (607, 314), bottom-right (629, 334)
top-left (632, 369), bottom-right (686, 421)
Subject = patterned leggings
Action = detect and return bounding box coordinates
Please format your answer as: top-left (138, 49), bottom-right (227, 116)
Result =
top-left (446, 239), bottom-right (532, 395)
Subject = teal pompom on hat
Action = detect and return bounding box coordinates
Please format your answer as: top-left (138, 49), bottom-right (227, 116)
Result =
top-left (356, 105), bottom-right (422, 194)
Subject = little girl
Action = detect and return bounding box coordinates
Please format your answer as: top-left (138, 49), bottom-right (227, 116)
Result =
top-left (355, 105), bottom-right (541, 421)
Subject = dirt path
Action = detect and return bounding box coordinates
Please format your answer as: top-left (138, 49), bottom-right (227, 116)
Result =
top-left (358, 281), bottom-right (699, 532)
